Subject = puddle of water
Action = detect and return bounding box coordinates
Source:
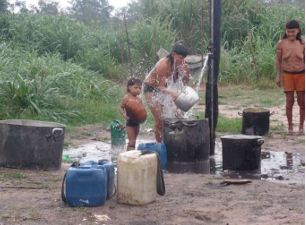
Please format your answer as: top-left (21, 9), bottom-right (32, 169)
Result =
top-left (63, 141), bottom-right (111, 163)
top-left (167, 142), bottom-right (304, 185)
top-left (64, 139), bottom-right (304, 185)
top-left (63, 138), bottom-right (155, 164)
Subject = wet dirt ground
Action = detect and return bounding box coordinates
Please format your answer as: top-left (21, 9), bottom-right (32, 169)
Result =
top-left (0, 96), bottom-right (305, 225)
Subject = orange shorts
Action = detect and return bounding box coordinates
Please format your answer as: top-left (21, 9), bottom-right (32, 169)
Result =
top-left (282, 72), bottom-right (305, 92)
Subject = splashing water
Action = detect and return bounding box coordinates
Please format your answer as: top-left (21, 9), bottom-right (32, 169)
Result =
top-left (153, 64), bottom-right (186, 118)
top-left (182, 56), bottom-right (210, 118)
top-left (196, 56), bottom-right (209, 93)
top-left (143, 56), bottom-right (210, 120)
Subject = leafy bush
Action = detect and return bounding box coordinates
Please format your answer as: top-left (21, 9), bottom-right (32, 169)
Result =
top-left (0, 42), bottom-right (122, 122)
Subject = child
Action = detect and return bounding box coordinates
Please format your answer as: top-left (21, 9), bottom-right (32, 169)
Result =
top-left (119, 78), bottom-right (146, 151)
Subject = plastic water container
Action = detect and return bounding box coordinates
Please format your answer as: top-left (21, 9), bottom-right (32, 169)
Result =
top-left (117, 150), bottom-right (158, 205)
top-left (110, 120), bottom-right (126, 146)
top-left (98, 160), bottom-right (115, 199)
top-left (65, 161), bottom-right (109, 207)
top-left (137, 143), bottom-right (167, 169)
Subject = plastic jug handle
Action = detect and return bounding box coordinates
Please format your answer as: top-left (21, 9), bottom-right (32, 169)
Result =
top-left (141, 150), bottom-right (165, 196)
top-left (61, 172), bottom-right (67, 203)
top-left (257, 139), bottom-right (265, 146)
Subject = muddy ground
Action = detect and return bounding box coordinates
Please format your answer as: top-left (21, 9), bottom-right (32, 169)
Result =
top-left (0, 91), bottom-right (305, 225)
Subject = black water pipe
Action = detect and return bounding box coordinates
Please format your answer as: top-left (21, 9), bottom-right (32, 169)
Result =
top-left (205, 0), bottom-right (221, 156)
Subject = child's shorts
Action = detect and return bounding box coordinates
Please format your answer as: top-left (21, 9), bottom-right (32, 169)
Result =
top-left (126, 119), bottom-right (139, 127)
top-left (282, 70), bottom-right (305, 92)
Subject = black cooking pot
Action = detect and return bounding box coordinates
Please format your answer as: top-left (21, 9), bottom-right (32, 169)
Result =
top-left (162, 118), bottom-right (210, 163)
top-left (0, 120), bottom-right (65, 170)
top-left (221, 135), bottom-right (264, 170)
top-left (238, 107), bottom-right (275, 136)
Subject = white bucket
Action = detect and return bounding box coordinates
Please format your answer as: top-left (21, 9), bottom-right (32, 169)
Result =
top-left (117, 150), bottom-right (158, 205)
top-left (174, 86), bottom-right (200, 112)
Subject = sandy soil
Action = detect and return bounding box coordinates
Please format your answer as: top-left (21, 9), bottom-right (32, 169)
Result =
top-left (0, 97), bottom-right (304, 225)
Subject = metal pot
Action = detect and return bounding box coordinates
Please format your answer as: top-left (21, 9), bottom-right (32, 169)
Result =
top-left (163, 118), bottom-right (210, 163)
top-left (0, 119), bottom-right (65, 170)
top-left (238, 107), bottom-right (275, 136)
top-left (173, 86), bottom-right (199, 112)
top-left (221, 134), bottom-right (264, 170)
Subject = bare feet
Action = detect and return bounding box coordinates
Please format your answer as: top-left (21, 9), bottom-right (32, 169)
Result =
top-left (288, 126), bottom-right (294, 136)
top-left (298, 125), bottom-right (304, 136)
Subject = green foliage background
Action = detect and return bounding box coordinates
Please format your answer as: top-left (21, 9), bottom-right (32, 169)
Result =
top-left (0, 0), bottom-right (304, 126)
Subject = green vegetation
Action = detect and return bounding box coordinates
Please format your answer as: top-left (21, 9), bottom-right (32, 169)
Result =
top-left (0, 0), bottom-right (304, 127)
top-left (270, 123), bottom-right (286, 133)
top-left (216, 115), bottom-right (242, 134)
top-left (1, 172), bottom-right (28, 179)
top-left (0, 41), bottom-right (122, 124)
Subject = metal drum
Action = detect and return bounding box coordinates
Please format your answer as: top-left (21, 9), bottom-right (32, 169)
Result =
top-left (163, 118), bottom-right (210, 163)
top-left (0, 119), bottom-right (65, 170)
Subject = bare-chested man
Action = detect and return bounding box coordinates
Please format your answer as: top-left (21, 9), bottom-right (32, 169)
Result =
top-left (276, 20), bottom-right (305, 135)
top-left (144, 44), bottom-right (190, 142)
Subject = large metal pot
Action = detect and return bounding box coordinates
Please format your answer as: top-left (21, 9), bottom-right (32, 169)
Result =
top-left (221, 134), bottom-right (264, 170)
top-left (238, 107), bottom-right (275, 136)
top-left (163, 118), bottom-right (210, 163)
top-left (173, 86), bottom-right (199, 112)
top-left (0, 119), bottom-right (65, 170)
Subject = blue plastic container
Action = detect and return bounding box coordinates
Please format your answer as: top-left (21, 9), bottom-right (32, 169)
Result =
top-left (65, 161), bottom-right (108, 207)
top-left (98, 161), bottom-right (115, 199)
top-left (137, 143), bottom-right (167, 169)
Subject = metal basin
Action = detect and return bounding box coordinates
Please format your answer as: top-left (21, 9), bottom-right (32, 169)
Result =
top-left (173, 86), bottom-right (199, 112)
top-left (0, 119), bottom-right (65, 170)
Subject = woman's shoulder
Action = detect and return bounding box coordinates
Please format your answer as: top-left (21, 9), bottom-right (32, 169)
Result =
top-left (155, 58), bottom-right (171, 72)
top-left (156, 57), bottom-right (169, 66)
top-left (277, 39), bottom-right (285, 46)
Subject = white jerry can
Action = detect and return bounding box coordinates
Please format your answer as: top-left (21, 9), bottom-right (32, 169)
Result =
top-left (117, 150), bottom-right (158, 205)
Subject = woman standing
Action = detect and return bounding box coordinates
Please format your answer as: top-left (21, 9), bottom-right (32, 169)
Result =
top-left (276, 20), bottom-right (305, 135)
top-left (144, 44), bottom-right (190, 142)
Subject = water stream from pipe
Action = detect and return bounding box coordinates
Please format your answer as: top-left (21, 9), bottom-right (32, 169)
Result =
top-left (196, 56), bottom-right (209, 93)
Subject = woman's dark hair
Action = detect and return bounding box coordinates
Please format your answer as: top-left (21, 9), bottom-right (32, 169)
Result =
top-left (282, 20), bottom-right (303, 44)
top-left (166, 44), bottom-right (188, 69)
top-left (127, 77), bottom-right (142, 92)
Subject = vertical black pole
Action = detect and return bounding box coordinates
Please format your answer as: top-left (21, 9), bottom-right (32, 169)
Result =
top-left (201, 5), bottom-right (204, 68)
top-left (205, 0), bottom-right (221, 155)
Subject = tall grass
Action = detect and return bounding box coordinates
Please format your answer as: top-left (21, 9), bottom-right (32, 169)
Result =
top-left (157, 0), bottom-right (205, 53)
top-left (1, 3), bottom-right (303, 85)
top-left (0, 41), bottom-right (122, 123)
top-left (219, 5), bottom-right (304, 85)
top-left (0, 13), bottom-right (121, 78)
top-left (129, 15), bottom-right (178, 75)
top-left (125, 0), bottom-right (304, 86)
